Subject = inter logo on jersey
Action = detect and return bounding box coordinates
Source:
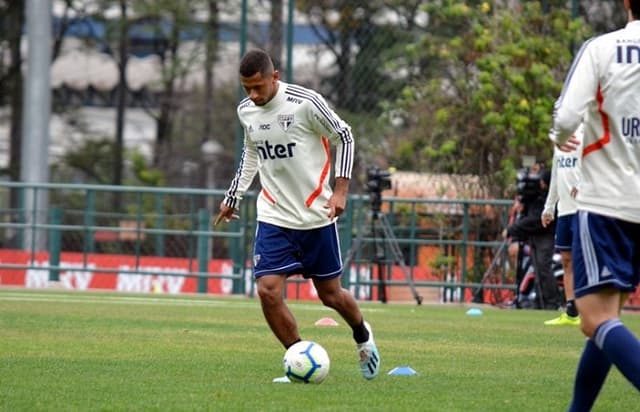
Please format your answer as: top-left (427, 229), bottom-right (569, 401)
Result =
top-left (256, 140), bottom-right (297, 160)
top-left (278, 114), bottom-right (295, 132)
top-left (557, 156), bottom-right (578, 168)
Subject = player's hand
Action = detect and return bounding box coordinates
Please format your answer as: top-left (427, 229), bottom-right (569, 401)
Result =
top-left (324, 194), bottom-right (346, 220)
top-left (541, 213), bottom-right (554, 228)
top-left (214, 203), bottom-right (239, 226)
top-left (556, 135), bottom-right (580, 152)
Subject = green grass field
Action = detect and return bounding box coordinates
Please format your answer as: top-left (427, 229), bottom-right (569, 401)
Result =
top-left (1, 289), bottom-right (638, 411)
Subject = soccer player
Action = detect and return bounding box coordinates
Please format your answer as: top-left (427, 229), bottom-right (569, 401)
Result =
top-left (541, 125), bottom-right (584, 326)
top-left (215, 49), bottom-right (380, 381)
top-left (549, 0), bottom-right (640, 408)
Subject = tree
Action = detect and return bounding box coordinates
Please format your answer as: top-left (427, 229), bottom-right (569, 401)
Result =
top-left (380, 1), bottom-right (591, 196)
top-left (113, 0), bottom-right (129, 210)
top-left (0, 0), bottom-right (25, 187)
top-left (296, 0), bottom-right (414, 114)
top-left (266, 0), bottom-right (284, 70)
top-left (73, 142), bottom-right (163, 186)
top-left (197, 0), bottom-right (220, 207)
top-left (125, 1), bottom-right (202, 173)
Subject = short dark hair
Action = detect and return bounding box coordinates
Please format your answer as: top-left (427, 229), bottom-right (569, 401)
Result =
top-left (631, 0), bottom-right (640, 19)
top-left (239, 49), bottom-right (274, 78)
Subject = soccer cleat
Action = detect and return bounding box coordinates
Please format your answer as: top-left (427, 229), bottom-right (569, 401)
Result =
top-left (357, 321), bottom-right (380, 380)
top-left (544, 313), bottom-right (580, 326)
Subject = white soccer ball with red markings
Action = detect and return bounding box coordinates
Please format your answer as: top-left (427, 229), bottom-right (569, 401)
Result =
top-left (283, 340), bottom-right (330, 384)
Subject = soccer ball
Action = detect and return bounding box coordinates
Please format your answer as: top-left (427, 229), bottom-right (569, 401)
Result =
top-left (283, 340), bottom-right (330, 384)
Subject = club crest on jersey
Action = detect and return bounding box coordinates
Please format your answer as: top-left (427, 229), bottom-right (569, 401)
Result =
top-left (278, 114), bottom-right (295, 132)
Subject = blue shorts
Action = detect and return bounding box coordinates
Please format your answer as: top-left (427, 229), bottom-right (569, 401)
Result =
top-left (573, 211), bottom-right (640, 298)
top-left (555, 213), bottom-right (576, 251)
top-left (252, 221), bottom-right (343, 279)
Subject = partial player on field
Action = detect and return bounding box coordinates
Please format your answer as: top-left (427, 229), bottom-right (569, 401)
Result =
top-left (550, 0), bottom-right (640, 408)
top-left (541, 124), bottom-right (584, 326)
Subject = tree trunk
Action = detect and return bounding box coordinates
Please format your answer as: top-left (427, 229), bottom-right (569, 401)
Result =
top-left (7, 0), bottom-right (25, 230)
top-left (199, 0), bottom-right (219, 201)
top-left (113, 0), bottom-right (128, 211)
top-left (269, 0), bottom-right (284, 71)
top-left (153, 22), bottom-right (179, 171)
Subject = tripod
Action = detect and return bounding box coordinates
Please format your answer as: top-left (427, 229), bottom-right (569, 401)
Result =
top-left (472, 238), bottom-right (508, 303)
top-left (343, 191), bottom-right (423, 305)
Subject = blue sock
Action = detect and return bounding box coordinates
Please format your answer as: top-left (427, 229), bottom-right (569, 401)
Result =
top-left (568, 339), bottom-right (611, 412)
top-left (594, 318), bottom-right (640, 390)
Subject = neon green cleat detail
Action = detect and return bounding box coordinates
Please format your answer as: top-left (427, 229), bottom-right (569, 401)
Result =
top-left (544, 313), bottom-right (580, 326)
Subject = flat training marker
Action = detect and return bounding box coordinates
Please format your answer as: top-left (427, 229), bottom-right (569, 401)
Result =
top-left (388, 366), bottom-right (417, 376)
top-left (314, 317), bottom-right (339, 326)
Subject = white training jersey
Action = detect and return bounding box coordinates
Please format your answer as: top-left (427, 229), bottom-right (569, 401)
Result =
top-left (543, 124), bottom-right (584, 218)
top-left (223, 81), bottom-right (354, 230)
top-left (550, 20), bottom-right (640, 223)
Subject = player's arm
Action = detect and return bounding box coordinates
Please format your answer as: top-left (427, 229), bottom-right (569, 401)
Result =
top-left (306, 92), bottom-right (355, 220)
top-left (306, 91), bottom-right (355, 180)
top-left (550, 40), bottom-right (599, 146)
top-left (215, 128), bottom-right (259, 226)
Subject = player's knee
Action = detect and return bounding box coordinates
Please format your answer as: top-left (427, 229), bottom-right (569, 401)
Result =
top-left (257, 282), bottom-right (281, 305)
top-left (579, 318), bottom-right (598, 338)
top-left (318, 288), bottom-right (343, 309)
top-left (318, 292), bottom-right (338, 308)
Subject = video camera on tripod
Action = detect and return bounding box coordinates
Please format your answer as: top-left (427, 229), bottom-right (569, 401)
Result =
top-left (515, 167), bottom-right (543, 204)
top-left (342, 166), bottom-right (422, 304)
top-left (366, 167), bottom-right (392, 212)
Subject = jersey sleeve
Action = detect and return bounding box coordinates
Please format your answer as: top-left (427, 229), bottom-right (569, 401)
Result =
top-left (550, 38), bottom-right (599, 145)
top-left (222, 127), bottom-right (259, 209)
top-left (306, 93), bottom-right (355, 179)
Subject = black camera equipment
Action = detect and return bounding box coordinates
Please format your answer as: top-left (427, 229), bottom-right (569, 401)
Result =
top-left (515, 167), bottom-right (542, 204)
top-left (342, 167), bottom-right (422, 305)
top-left (365, 167), bottom-right (392, 213)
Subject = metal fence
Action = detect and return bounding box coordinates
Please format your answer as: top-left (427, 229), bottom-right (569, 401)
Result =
top-left (0, 181), bottom-right (520, 304)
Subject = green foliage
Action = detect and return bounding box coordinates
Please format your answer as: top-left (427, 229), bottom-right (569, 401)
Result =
top-left (381, 1), bottom-right (591, 196)
top-left (129, 151), bottom-right (165, 186)
top-left (51, 138), bottom-right (173, 238)
top-left (297, 1), bottom-right (412, 115)
top-left (429, 252), bottom-right (457, 278)
top-left (53, 137), bottom-right (165, 187)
